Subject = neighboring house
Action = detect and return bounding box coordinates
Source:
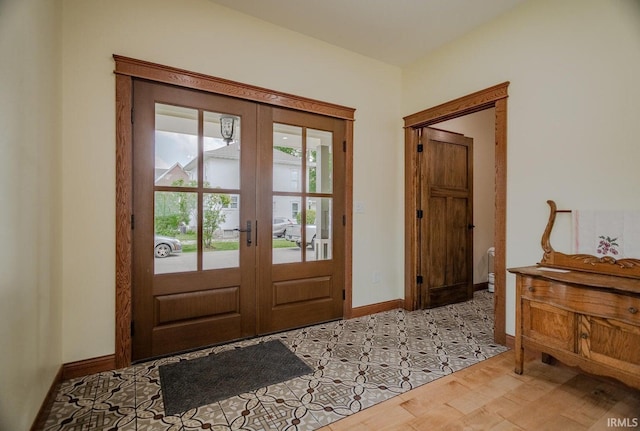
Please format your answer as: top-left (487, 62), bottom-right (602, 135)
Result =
top-left (182, 142), bottom-right (316, 234)
top-left (154, 162), bottom-right (190, 186)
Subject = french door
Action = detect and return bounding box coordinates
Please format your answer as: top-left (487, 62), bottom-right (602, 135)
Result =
top-left (132, 80), bottom-right (345, 361)
top-left (257, 107), bottom-right (346, 334)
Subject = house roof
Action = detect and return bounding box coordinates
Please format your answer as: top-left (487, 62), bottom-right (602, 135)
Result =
top-left (183, 143), bottom-right (303, 170)
top-left (154, 162), bottom-right (190, 186)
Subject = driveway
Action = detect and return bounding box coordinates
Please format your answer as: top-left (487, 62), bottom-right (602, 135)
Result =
top-left (155, 247), bottom-right (316, 274)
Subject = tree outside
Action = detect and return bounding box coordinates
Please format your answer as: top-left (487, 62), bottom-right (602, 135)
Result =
top-left (202, 193), bottom-right (230, 248)
top-left (296, 209), bottom-right (316, 225)
top-left (154, 179), bottom-right (230, 250)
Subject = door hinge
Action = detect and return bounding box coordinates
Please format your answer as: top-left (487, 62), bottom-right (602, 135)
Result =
top-left (131, 214), bottom-right (134, 230)
top-left (342, 289), bottom-right (346, 300)
top-left (417, 143), bottom-right (424, 153)
top-left (131, 108), bottom-right (134, 124)
top-left (130, 321), bottom-right (135, 336)
top-left (343, 140), bottom-right (347, 152)
top-left (417, 275), bottom-right (424, 284)
top-left (417, 209), bottom-right (423, 219)
top-left (342, 214), bottom-right (346, 226)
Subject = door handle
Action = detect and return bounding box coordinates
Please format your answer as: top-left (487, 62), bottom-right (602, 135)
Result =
top-left (468, 224), bottom-right (475, 230)
top-left (234, 220), bottom-right (252, 246)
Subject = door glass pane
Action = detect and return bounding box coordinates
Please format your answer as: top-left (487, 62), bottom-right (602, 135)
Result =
top-left (155, 104), bottom-right (198, 187)
top-left (273, 197), bottom-right (301, 264)
top-left (273, 124), bottom-right (302, 193)
top-left (306, 197), bottom-right (332, 262)
top-left (203, 193), bottom-right (239, 270)
top-left (154, 191), bottom-right (197, 274)
top-left (203, 112), bottom-right (240, 189)
top-left (306, 129), bottom-right (333, 193)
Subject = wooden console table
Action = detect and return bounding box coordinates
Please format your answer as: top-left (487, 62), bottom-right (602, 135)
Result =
top-left (509, 265), bottom-right (640, 390)
top-left (509, 201), bottom-right (640, 390)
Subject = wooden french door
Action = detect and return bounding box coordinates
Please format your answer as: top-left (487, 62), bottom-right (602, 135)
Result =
top-left (257, 107), bottom-right (346, 334)
top-left (132, 80), bottom-right (344, 361)
top-left (419, 127), bottom-right (474, 308)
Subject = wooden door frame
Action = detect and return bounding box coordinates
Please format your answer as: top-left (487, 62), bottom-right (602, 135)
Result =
top-left (113, 55), bottom-right (355, 368)
top-left (403, 82), bottom-right (509, 344)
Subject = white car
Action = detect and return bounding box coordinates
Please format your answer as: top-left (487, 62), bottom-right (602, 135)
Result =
top-left (154, 235), bottom-right (182, 258)
top-left (285, 224), bottom-right (316, 249)
top-left (273, 217), bottom-right (295, 238)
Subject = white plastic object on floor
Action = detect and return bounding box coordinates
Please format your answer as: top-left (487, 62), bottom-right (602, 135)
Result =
top-left (487, 247), bottom-right (495, 293)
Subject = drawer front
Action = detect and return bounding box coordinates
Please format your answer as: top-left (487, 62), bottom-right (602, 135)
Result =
top-left (521, 277), bottom-right (640, 326)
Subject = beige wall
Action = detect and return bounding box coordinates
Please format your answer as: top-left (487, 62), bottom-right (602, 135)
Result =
top-left (433, 109), bottom-right (496, 285)
top-left (61, 0), bottom-right (404, 362)
top-left (0, 0), bottom-right (63, 429)
top-left (403, 0), bottom-right (640, 335)
top-left (5, 1), bottom-right (640, 426)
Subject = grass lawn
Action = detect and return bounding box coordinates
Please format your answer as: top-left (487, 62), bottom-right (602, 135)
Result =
top-left (181, 238), bottom-right (296, 252)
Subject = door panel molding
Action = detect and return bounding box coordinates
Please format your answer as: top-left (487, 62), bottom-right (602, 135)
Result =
top-left (114, 55), bottom-right (354, 368)
top-left (403, 82), bottom-right (509, 344)
top-left (273, 277), bottom-right (332, 306)
top-left (154, 287), bottom-right (240, 325)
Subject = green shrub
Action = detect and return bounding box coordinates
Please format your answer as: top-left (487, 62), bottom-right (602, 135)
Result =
top-left (155, 214), bottom-right (181, 236)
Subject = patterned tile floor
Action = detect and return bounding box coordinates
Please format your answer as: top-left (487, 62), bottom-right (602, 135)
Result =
top-left (44, 291), bottom-right (506, 431)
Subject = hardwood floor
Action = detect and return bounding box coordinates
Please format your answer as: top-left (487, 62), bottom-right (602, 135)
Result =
top-left (319, 350), bottom-right (640, 431)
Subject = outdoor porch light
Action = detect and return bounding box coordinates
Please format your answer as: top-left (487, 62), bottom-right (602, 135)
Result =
top-left (220, 115), bottom-right (236, 145)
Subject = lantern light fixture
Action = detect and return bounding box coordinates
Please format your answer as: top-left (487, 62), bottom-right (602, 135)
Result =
top-left (220, 115), bottom-right (236, 145)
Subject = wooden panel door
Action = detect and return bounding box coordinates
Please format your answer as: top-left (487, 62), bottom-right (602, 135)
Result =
top-left (420, 128), bottom-right (474, 308)
top-left (256, 107), bottom-right (345, 333)
top-left (131, 81), bottom-right (346, 361)
top-left (132, 80), bottom-right (258, 360)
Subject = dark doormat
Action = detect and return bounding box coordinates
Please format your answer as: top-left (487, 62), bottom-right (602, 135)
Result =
top-left (159, 340), bottom-right (313, 416)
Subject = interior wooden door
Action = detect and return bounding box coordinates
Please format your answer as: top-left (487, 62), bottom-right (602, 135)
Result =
top-left (132, 80), bottom-right (258, 361)
top-left (256, 106), bottom-right (345, 333)
top-left (419, 127), bottom-right (474, 308)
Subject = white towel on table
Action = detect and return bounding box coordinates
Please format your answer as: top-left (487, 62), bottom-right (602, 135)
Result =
top-left (573, 210), bottom-right (640, 259)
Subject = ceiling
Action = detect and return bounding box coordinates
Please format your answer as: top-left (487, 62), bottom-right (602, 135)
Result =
top-left (209, 0), bottom-right (527, 66)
